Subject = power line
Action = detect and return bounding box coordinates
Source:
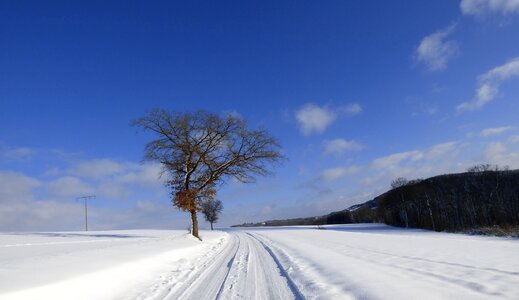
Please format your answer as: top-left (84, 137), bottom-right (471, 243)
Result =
top-left (76, 195), bottom-right (96, 231)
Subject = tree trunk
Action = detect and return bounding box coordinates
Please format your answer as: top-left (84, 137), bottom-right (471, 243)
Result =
top-left (400, 194), bottom-right (408, 228)
top-left (190, 210), bottom-right (200, 239)
top-left (210, 222), bottom-right (213, 230)
top-left (425, 193), bottom-right (436, 231)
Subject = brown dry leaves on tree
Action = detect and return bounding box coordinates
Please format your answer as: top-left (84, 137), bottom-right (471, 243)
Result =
top-left (173, 188), bottom-right (216, 212)
top-left (173, 190), bottom-right (200, 212)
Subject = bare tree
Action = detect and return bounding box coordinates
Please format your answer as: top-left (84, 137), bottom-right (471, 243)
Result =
top-left (133, 109), bottom-right (283, 239)
top-left (391, 177), bottom-right (408, 189)
top-left (201, 199), bottom-right (223, 230)
top-left (467, 164), bottom-right (494, 173)
top-left (467, 164), bottom-right (509, 173)
top-left (390, 177), bottom-right (410, 228)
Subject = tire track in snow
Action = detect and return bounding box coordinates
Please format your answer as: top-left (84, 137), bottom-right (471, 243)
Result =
top-left (323, 239), bottom-right (519, 277)
top-left (244, 232), bottom-right (304, 300)
top-left (172, 235), bottom-right (240, 300)
top-left (218, 232), bottom-right (301, 300)
top-left (318, 239), bottom-right (508, 297)
top-left (134, 235), bottom-right (235, 300)
top-left (136, 231), bottom-right (301, 300)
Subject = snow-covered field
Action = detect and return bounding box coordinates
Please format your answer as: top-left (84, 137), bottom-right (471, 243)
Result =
top-left (1, 224), bottom-right (518, 299)
top-left (248, 224), bottom-right (519, 299)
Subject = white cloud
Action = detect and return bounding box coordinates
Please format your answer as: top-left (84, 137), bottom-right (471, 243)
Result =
top-left (97, 182), bottom-right (131, 199)
top-left (416, 24), bottom-right (458, 71)
top-left (321, 166), bottom-right (361, 182)
top-left (323, 139), bottom-right (364, 155)
top-left (372, 151), bottom-right (424, 170)
top-left (65, 159), bottom-right (164, 197)
top-left (69, 159), bottom-right (125, 179)
top-left (0, 171), bottom-right (40, 203)
top-left (367, 142), bottom-right (465, 190)
top-left (295, 103), bottom-right (363, 135)
top-left (0, 150), bottom-right (179, 231)
top-left (342, 103), bottom-right (363, 115)
top-left (0, 198), bottom-right (83, 232)
top-left (0, 169), bottom-right (183, 231)
top-left (360, 143), bottom-right (465, 196)
top-left (483, 57), bottom-right (519, 80)
top-left (47, 176), bottom-right (93, 198)
top-left (35, 158), bottom-right (164, 201)
top-left (371, 142), bottom-right (462, 170)
top-left (509, 135), bottom-right (519, 143)
top-left (296, 104), bottom-right (337, 135)
top-left (485, 141), bottom-right (507, 158)
top-left (411, 103), bottom-right (438, 117)
top-left (2, 147), bottom-right (36, 161)
top-left (0, 171), bottom-right (82, 231)
top-left (484, 141), bottom-right (519, 168)
top-left (424, 142), bottom-right (460, 159)
top-left (481, 126), bottom-right (513, 136)
top-left (115, 163), bottom-right (163, 188)
top-left (461, 0), bottom-right (519, 16)
top-left (458, 57), bottom-right (519, 111)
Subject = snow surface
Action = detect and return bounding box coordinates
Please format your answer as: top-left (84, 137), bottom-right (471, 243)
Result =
top-left (244, 224), bottom-right (519, 299)
top-left (0, 230), bottom-right (226, 300)
top-left (1, 224), bottom-right (518, 299)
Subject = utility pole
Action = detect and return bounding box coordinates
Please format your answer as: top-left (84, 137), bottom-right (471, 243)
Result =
top-left (76, 195), bottom-right (96, 231)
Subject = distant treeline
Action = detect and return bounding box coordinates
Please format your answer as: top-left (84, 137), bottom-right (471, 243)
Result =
top-left (233, 167), bottom-right (519, 233)
top-left (378, 169), bottom-right (519, 231)
top-left (231, 199), bottom-right (378, 227)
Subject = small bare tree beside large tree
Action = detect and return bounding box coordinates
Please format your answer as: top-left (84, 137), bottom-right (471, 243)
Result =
top-left (201, 199), bottom-right (223, 230)
top-left (133, 109), bottom-right (283, 239)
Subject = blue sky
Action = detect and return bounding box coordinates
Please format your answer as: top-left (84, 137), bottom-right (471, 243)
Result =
top-left (1, 0), bottom-right (519, 231)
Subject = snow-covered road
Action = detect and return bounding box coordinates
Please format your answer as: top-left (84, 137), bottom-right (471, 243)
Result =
top-left (137, 231), bottom-right (300, 300)
top-left (1, 224), bottom-right (518, 299)
top-left (0, 229), bottom-right (300, 300)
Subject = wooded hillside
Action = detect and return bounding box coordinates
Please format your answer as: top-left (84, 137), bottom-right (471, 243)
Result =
top-left (378, 169), bottom-right (519, 231)
top-left (233, 169), bottom-right (519, 234)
